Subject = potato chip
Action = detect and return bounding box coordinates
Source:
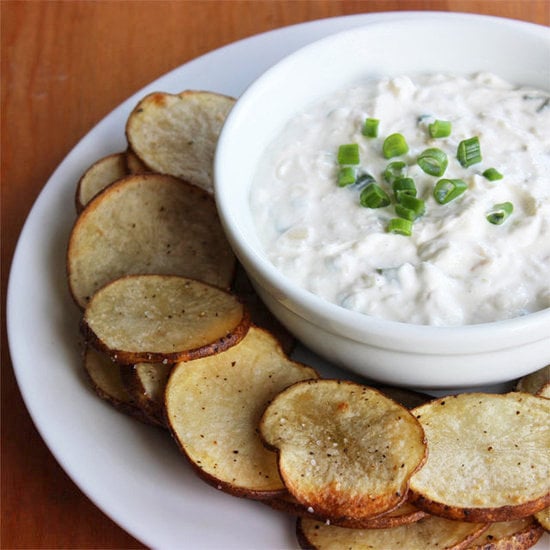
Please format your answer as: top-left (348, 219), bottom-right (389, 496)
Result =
top-left (516, 365), bottom-right (550, 399)
top-left (409, 393), bottom-right (550, 522)
top-left (125, 90), bottom-right (235, 194)
top-left (260, 379), bottom-right (427, 522)
top-left (81, 274), bottom-right (249, 365)
top-left (466, 516), bottom-right (544, 549)
top-left (83, 346), bottom-right (154, 425)
top-left (296, 514), bottom-right (487, 549)
top-left (67, 173), bottom-right (236, 308)
top-left (75, 152), bottom-right (128, 213)
top-left (121, 362), bottom-right (171, 426)
top-left (165, 326), bottom-right (317, 498)
top-left (534, 506), bottom-right (549, 532)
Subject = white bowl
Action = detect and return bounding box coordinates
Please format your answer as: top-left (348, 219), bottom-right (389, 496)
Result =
top-left (214, 13), bottom-right (550, 389)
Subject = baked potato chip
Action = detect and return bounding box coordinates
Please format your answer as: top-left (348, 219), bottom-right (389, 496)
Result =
top-left (125, 147), bottom-right (149, 174)
top-left (81, 274), bottom-right (249, 364)
top-left (296, 515), bottom-right (487, 550)
top-left (67, 173), bottom-right (236, 308)
top-left (466, 516), bottom-right (544, 549)
top-left (165, 326), bottom-right (318, 498)
top-left (268, 495), bottom-right (428, 529)
top-left (409, 393), bottom-right (550, 522)
top-left (121, 362), bottom-right (171, 426)
top-left (125, 90), bottom-right (235, 194)
top-left (534, 506), bottom-right (549, 532)
top-left (83, 346), bottom-right (154, 425)
top-left (516, 365), bottom-right (550, 399)
top-left (260, 379), bottom-right (427, 523)
top-left (75, 152), bottom-right (128, 213)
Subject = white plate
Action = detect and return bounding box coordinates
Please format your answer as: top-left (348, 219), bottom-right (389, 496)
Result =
top-left (7, 12), bottom-right (549, 549)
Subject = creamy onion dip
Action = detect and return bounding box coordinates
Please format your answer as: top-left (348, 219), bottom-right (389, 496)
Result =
top-left (250, 73), bottom-right (550, 326)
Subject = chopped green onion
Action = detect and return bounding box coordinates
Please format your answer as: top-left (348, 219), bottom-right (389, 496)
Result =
top-left (482, 167), bottom-right (504, 181)
top-left (387, 218), bottom-right (413, 236)
top-left (428, 119), bottom-right (452, 138)
top-left (356, 172), bottom-right (376, 187)
top-left (486, 202), bottom-right (513, 225)
top-left (392, 177), bottom-right (417, 197)
top-left (383, 161), bottom-right (407, 184)
top-left (417, 148), bottom-right (448, 177)
top-left (337, 166), bottom-right (356, 187)
top-left (457, 136), bottom-right (482, 167)
top-left (362, 118), bottom-right (379, 138)
top-left (398, 194), bottom-right (425, 217)
top-left (395, 204), bottom-right (417, 221)
top-left (382, 133), bottom-right (409, 159)
top-left (433, 178), bottom-right (467, 204)
top-left (359, 183), bottom-right (391, 208)
top-left (338, 143), bottom-right (360, 165)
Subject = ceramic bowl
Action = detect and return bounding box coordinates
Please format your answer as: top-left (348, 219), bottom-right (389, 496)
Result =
top-left (214, 13), bottom-right (550, 388)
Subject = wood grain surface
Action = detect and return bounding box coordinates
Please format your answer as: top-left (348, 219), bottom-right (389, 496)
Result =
top-left (2, 1), bottom-right (548, 548)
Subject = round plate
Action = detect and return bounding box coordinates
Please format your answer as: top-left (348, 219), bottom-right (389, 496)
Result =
top-left (7, 12), bottom-right (549, 549)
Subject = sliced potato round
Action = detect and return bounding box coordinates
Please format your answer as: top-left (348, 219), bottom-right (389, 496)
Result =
top-left (534, 506), bottom-right (549, 531)
top-left (516, 365), bottom-right (550, 399)
top-left (83, 346), bottom-right (154, 425)
top-left (409, 393), bottom-right (550, 522)
top-left (260, 379), bottom-right (427, 523)
top-left (125, 147), bottom-right (149, 174)
top-left (125, 90), bottom-right (235, 194)
top-left (81, 274), bottom-right (249, 364)
top-left (466, 516), bottom-right (544, 549)
top-left (296, 515), bottom-right (487, 550)
top-left (121, 362), bottom-right (171, 426)
top-left (67, 173), bottom-right (236, 308)
top-left (75, 152), bottom-right (128, 212)
top-left (165, 325), bottom-right (318, 498)
top-left (268, 495), bottom-right (428, 529)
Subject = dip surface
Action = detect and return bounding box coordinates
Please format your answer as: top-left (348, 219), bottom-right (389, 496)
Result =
top-left (250, 73), bottom-right (550, 326)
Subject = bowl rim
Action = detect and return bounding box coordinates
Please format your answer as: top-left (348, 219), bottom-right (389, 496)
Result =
top-left (214, 11), bottom-right (550, 353)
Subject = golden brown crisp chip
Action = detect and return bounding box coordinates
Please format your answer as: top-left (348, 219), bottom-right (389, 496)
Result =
top-left (466, 516), bottom-right (544, 549)
top-left (83, 346), bottom-right (155, 425)
top-left (296, 515), bottom-right (487, 550)
top-left (75, 152), bottom-right (128, 212)
top-left (81, 274), bottom-right (249, 365)
top-left (67, 173), bottom-right (236, 308)
top-left (534, 506), bottom-right (549, 532)
top-left (267, 495), bottom-right (428, 529)
top-left (121, 362), bottom-right (171, 426)
top-left (260, 379), bottom-right (427, 523)
top-left (165, 326), bottom-right (318, 498)
top-left (516, 365), bottom-right (550, 399)
top-left (409, 393), bottom-right (550, 523)
top-left (125, 90), bottom-right (235, 194)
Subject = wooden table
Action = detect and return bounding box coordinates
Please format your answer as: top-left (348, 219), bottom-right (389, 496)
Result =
top-left (2, 1), bottom-right (548, 547)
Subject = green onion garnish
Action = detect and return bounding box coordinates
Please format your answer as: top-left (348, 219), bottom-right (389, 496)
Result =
top-left (433, 178), bottom-right (467, 204)
top-left (417, 148), bottom-right (448, 177)
top-left (356, 172), bottom-right (376, 187)
top-left (382, 133), bottom-right (409, 159)
top-left (428, 119), bottom-right (452, 138)
top-left (392, 177), bottom-right (417, 197)
top-left (337, 143), bottom-right (360, 165)
top-left (337, 166), bottom-right (356, 187)
top-left (395, 204), bottom-right (417, 221)
top-left (397, 194), bottom-right (425, 217)
top-left (383, 161), bottom-right (407, 184)
top-left (457, 136), bottom-right (482, 167)
top-left (482, 167), bottom-right (504, 181)
top-left (486, 202), bottom-right (513, 225)
top-left (387, 218), bottom-right (413, 236)
top-left (362, 118), bottom-right (380, 138)
top-left (359, 183), bottom-right (391, 208)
